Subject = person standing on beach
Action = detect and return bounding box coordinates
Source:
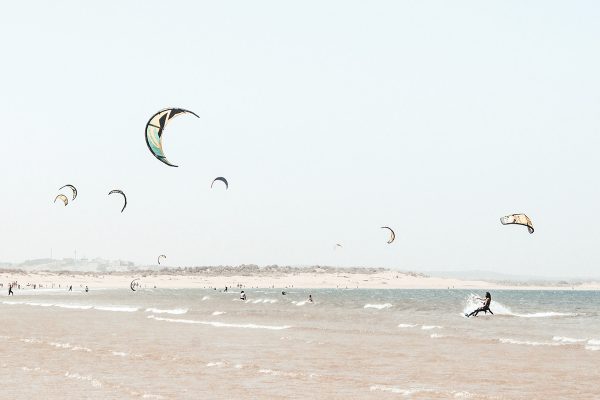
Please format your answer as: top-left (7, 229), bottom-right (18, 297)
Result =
top-left (466, 292), bottom-right (493, 317)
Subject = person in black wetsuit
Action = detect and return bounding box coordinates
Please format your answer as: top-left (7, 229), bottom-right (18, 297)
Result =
top-left (466, 292), bottom-right (493, 317)
top-left (8, 284), bottom-right (13, 296)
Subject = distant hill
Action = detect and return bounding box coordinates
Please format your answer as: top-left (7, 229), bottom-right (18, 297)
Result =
top-left (0, 258), bottom-right (136, 272)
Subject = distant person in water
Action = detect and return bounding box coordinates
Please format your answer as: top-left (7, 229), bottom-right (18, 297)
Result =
top-left (466, 292), bottom-right (493, 317)
top-left (308, 294), bottom-right (313, 303)
top-left (281, 291), bottom-right (286, 295)
top-left (68, 285), bottom-right (72, 292)
top-left (8, 284), bottom-right (13, 296)
top-left (224, 286), bottom-right (228, 292)
top-left (85, 286), bottom-right (89, 293)
top-left (240, 291), bottom-right (246, 301)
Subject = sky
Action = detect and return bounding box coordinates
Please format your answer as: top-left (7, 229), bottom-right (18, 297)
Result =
top-left (0, 1), bottom-right (599, 277)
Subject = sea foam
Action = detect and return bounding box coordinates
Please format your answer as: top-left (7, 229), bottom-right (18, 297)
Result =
top-left (147, 315), bottom-right (291, 330)
top-left (145, 308), bottom-right (188, 315)
top-left (463, 294), bottom-right (576, 318)
top-left (364, 303), bottom-right (392, 310)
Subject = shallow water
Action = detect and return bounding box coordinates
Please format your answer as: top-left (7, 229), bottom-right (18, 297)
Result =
top-left (1, 288), bottom-right (599, 399)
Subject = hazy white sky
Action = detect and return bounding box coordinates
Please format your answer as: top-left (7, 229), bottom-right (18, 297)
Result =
top-left (1, 1), bottom-right (599, 276)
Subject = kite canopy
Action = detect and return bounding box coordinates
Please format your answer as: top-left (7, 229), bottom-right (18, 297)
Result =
top-left (500, 214), bottom-right (534, 234)
top-left (59, 184), bottom-right (77, 201)
top-left (108, 189), bottom-right (127, 213)
top-left (381, 226), bottom-right (396, 244)
top-left (211, 177), bottom-right (229, 190)
top-left (145, 108), bottom-right (199, 167)
top-left (54, 194), bottom-right (68, 206)
top-left (158, 254), bottom-right (167, 264)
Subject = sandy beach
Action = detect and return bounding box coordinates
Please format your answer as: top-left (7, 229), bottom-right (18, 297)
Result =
top-left (2, 267), bottom-right (599, 292)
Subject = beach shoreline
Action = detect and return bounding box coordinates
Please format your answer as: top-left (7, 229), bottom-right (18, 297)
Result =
top-left (1, 268), bottom-right (598, 291)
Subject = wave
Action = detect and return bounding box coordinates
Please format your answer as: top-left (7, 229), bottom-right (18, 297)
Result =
top-left (250, 298), bottom-right (278, 304)
top-left (94, 306), bottom-right (138, 312)
top-left (463, 294), bottom-right (577, 318)
top-left (48, 342), bottom-right (92, 352)
top-left (4, 301), bottom-right (141, 313)
top-left (145, 308), bottom-right (188, 315)
top-left (206, 362), bottom-right (225, 367)
top-left (552, 336), bottom-right (587, 344)
top-left (2, 301), bottom-right (24, 305)
top-left (430, 333), bottom-right (445, 338)
top-left (421, 325), bottom-right (442, 330)
top-left (201, 296), bottom-right (210, 301)
top-left (64, 371), bottom-right (102, 388)
top-left (211, 311), bottom-right (226, 316)
top-left (54, 304), bottom-right (93, 310)
top-left (111, 351), bottom-right (128, 357)
top-left (292, 300), bottom-right (307, 306)
top-left (147, 315), bottom-right (291, 330)
top-left (397, 324), bottom-right (417, 328)
top-left (259, 368), bottom-right (298, 377)
top-left (369, 385), bottom-right (472, 397)
top-left (587, 339), bottom-right (600, 346)
top-left (499, 338), bottom-right (562, 347)
top-left (364, 303), bottom-right (392, 310)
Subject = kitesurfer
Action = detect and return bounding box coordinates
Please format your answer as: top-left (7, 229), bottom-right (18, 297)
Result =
top-left (240, 291), bottom-right (246, 301)
top-left (85, 286), bottom-right (89, 293)
top-left (466, 292), bottom-right (493, 317)
top-left (281, 291), bottom-right (286, 295)
top-left (8, 284), bottom-right (13, 296)
top-left (308, 294), bottom-right (313, 303)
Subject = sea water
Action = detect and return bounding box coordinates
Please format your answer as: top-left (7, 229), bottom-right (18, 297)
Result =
top-left (1, 288), bottom-right (599, 399)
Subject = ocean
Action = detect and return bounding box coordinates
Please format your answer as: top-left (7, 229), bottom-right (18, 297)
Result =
top-left (1, 288), bottom-right (599, 399)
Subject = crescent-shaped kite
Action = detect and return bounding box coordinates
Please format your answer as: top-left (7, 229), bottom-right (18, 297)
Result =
top-left (108, 189), bottom-right (127, 213)
top-left (130, 278), bottom-right (140, 292)
top-left (54, 194), bottom-right (68, 206)
top-left (145, 108), bottom-right (199, 167)
top-left (158, 254), bottom-right (167, 265)
top-left (381, 226), bottom-right (396, 244)
top-left (59, 184), bottom-right (77, 201)
top-left (211, 177), bottom-right (229, 190)
top-left (500, 214), bottom-right (534, 234)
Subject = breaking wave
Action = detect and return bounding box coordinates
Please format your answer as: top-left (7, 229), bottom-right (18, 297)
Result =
top-left (147, 315), bottom-right (291, 330)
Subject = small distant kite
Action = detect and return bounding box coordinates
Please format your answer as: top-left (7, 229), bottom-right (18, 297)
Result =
top-left (130, 278), bottom-right (140, 292)
top-left (500, 214), bottom-right (534, 234)
top-left (54, 194), bottom-right (69, 206)
top-left (381, 226), bottom-right (395, 244)
top-left (59, 184), bottom-right (78, 201)
top-left (158, 254), bottom-right (167, 265)
top-left (108, 189), bottom-right (127, 213)
top-left (145, 108), bottom-right (199, 167)
top-left (211, 177), bottom-right (229, 190)
top-left (335, 244), bottom-right (343, 248)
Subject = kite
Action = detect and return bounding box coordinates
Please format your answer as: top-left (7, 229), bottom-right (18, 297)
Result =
top-left (158, 254), bottom-right (167, 264)
top-left (108, 190), bottom-right (127, 213)
top-left (381, 226), bottom-right (395, 244)
top-left (59, 184), bottom-right (77, 201)
top-left (211, 177), bottom-right (229, 190)
top-left (145, 108), bottom-right (199, 167)
top-left (500, 214), bottom-right (534, 234)
top-left (130, 278), bottom-right (140, 292)
top-left (54, 194), bottom-right (68, 206)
